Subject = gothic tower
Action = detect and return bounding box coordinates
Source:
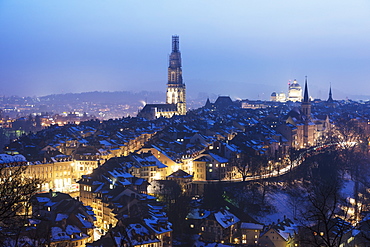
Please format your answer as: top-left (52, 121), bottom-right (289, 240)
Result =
top-left (166, 35), bottom-right (186, 115)
top-left (301, 76), bottom-right (312, 147)
top-left (301, 76), bottom-right (311, 117)
top-left (327, 84), bottom-right (334, 102)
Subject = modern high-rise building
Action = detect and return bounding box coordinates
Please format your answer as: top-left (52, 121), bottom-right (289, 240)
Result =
top-left (138, 36), bottom-right (187, 119)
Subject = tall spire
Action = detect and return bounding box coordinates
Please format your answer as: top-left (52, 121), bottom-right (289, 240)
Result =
top-left (172, 35), bottom-right (179, 52)
top-left (166, 35), bottom-right (186, 115)
top-left (301, 76), bottom-right (311, 117)
top-left (168, 36), bottom-right (182, 73)
top-left (327, 83), bottom-right (333, 102)
top-left (303, 76), bottom-right (309, 103)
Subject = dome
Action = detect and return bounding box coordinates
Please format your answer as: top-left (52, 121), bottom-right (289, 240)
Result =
top-left (271, 92), bottom-right (277, 96)
top-left (289, 80), bottom-right (301, 89)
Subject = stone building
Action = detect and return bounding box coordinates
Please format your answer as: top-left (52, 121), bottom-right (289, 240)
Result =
top-left (138, 36), bottom-right (186, 119)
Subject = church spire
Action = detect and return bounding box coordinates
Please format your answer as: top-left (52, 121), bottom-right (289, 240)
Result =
top-left (168, 36), bottom-right (182, 79)
top-left (303, 76), bottom-right (309, 103)
top-left (327, 83), bottom-right (333, 102)
top-left (172, 35), bottom-right (179, 52)
top-left (301, 76), bottom-right (311, 118)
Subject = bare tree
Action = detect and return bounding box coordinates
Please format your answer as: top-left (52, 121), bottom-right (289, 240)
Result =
top-left (230, 148), bottom-right (267, 181)
top-left (0, 161), bottom-right (42, 245)
top-left (296, 182), bottom-right (353, 247)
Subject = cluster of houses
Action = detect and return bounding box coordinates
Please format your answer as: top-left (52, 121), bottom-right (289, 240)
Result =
top-left (1, 96), bottom-right (370, 246)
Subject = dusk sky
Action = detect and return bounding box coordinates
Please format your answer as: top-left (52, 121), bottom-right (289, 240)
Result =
top-left (1, 0), bottom-right (370, 100)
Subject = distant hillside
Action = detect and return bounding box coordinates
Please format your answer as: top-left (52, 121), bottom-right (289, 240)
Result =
top-left (38, 91), bottom-right (165, 104)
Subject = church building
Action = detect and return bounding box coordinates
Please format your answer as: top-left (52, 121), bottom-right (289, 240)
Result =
top-left (138, 36), bottom-right (187, 120)
top-left (276, 77), bottom-right (331, 149)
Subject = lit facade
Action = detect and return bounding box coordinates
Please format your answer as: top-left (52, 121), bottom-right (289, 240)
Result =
top-left (287, 79), bottom-right (303, 102)
top-left (166, 35), bottom-right (186, 115)
top-left (270, 92), bottom-right (286, 102)
top-left (138, 36), bottom-right (187, 119)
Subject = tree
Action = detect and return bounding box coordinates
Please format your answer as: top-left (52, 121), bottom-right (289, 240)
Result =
top-left (0, 159), bottom-right (42, 245)
top-left (293, 152), bottom-right (354, 247)
top-left (332, 116), bottom-right (370, 223)
top-left (230, 148), bottom-right (267, 181)
top-left (296, 182), bottom-right (352, 247)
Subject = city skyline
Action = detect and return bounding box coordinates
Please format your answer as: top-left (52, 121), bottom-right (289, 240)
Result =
top-left (1, 0), bottom-right (370, 100)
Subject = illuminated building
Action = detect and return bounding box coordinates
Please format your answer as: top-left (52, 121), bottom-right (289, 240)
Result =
top-left (270, 92), bottom-right (286, 102)
top-left (277, 78), bottom-right (331, 149)
top-left (30, 192), bottom-right (96, 246)
top-left (78, 157), bottom-right (172, 246)
top-left (166, 35), bottom-right (186, 115)
top-left (138, 36), bottom-right (187, 119)
top-left (287, 79), bottom-right (303, 102)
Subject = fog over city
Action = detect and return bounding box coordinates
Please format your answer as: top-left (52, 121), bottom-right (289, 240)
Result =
top-left (1, 0), bottom-right (370, 100)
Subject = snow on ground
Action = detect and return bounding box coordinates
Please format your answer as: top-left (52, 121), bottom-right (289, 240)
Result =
top-left (258, 170), bottom-right (365, 225)
top-left (341, 173), bottom-right (355, 199)
top-left (257, 191), bottom-right (294, 225)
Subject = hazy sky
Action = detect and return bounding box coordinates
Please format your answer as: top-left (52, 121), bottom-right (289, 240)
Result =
top-left (1, 0), bottom-right (370, 100)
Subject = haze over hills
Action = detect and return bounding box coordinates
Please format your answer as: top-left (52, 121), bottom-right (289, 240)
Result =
top-left (1, 89), bottom-right (369, 121)
top-left (0, 91), bottom-right (213, 120)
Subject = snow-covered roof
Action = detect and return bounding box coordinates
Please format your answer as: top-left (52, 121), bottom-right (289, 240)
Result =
top-left (134, 154), bottom-right (167, 169)
top-left (0, 154), bottom-right (27, 164)
top-left (108, 169), bottom-right (133, 179)
top-left (134, 178), bottom-right (145, 185)
top-left (186, 208), bottom-right (210, 220)
top-left (99, 140), bottom-right (113, 146)
top-left (278, 230), bottom-right (290, 241)
top-left (118, 179), bottom-right (131, 186)
top-left (241, 222), bottom-right (264, 230)
top-left (76, 214), bottom-right (94, 229)
top-left (214, 210), bottom-right (240, 228)
top-left (208, 152), bottom-right (228, 163)
top-left (55, 213), bottom-right (68, 222)
top-left (126, 223), bottom-right (160, 246)
top-left (51, 227), bottom-right (70, 241)
top-left (144, 218), bottom-right (172, 234)
top-left (36, 197), bottom-right (51, 203)
top-left (66, 224), bottom-right (81, 235)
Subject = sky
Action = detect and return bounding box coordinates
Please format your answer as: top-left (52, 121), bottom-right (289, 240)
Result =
top-left (1, 0), bottom-right (370, 101)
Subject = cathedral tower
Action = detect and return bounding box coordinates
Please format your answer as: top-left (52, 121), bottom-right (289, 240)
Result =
top-left (166, 35), bottom-right (186, 115)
